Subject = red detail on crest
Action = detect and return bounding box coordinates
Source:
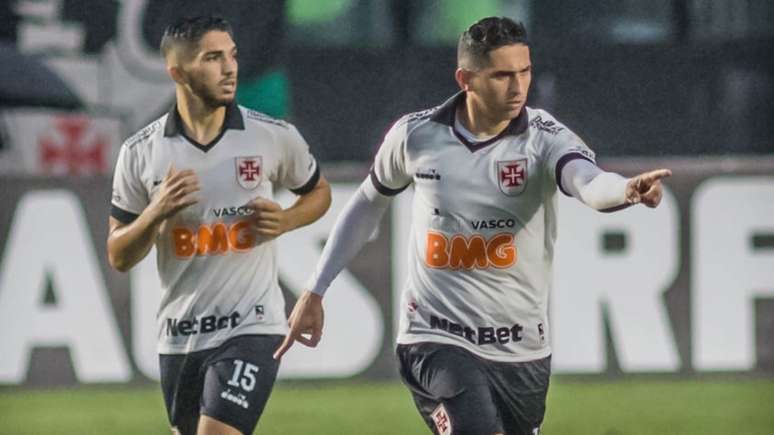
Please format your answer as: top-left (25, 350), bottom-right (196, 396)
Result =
top-left (431, 404), bottom-right (451, 435)
top-left (500, 163), bottom-right (525, 187)
top-left (497, 159), bottom-right (528, 196)
top-left (39, 116), bottom-right (107, 175)
top-left (235, 156), bottom-right (263, 189)
top-left (239, 160), bottom-right (261, 181)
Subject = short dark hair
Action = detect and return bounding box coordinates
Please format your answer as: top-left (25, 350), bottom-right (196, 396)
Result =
top-left (160, 15), bottom-right (234, 58)
top-left (458, 17), bottom-right (529, 70)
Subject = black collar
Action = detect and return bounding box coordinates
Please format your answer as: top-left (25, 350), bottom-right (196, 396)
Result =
top-left (163, 100), bottom-right (245, 152)
top-left (430, 91), bottom-right (529, 152)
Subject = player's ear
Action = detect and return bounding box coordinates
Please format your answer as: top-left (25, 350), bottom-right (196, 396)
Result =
top-left (167, 64), bottom-right (186, 85)
top-left (455, 68), bottom-right (472, 92)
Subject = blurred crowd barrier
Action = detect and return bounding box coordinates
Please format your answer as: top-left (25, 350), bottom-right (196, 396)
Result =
top-left (1, 0), bottom-right (772, 167)
top-left (0, 157), bottom-right (772, 386)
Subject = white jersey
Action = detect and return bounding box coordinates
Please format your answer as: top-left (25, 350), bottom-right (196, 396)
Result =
top-left (110, 102), bottom-right (319, 354)
top-left (372, 92), bottom-right (595, 362)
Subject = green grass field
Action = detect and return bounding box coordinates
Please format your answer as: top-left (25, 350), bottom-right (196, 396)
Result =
top-left (1, 379), bottom-right (772, 434)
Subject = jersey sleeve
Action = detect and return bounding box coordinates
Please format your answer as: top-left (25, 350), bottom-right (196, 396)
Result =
top-left (370, 118), bottom-right (412, 196)
top-left (277, 125), bottom-right (320, 195)
top-left (110, 143), bottom-right (148, 224)
top-left (541, 118), bottom-right (597, 196)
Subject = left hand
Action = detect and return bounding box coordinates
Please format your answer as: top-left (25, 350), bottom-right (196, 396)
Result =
top-left (244, 197), bottom-right (289, 239)
top-left (625, 169), bottom-right (672, 208)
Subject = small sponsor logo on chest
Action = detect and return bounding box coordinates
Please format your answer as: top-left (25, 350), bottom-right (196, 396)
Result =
top-left (415, 168), bottom-right (441, 181)
top-left (212, 206), bottom-right (254, 217)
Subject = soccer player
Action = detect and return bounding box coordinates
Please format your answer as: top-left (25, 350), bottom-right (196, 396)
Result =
top-left (106, 16), bottom-right (331, 435)
top-left (275, 16), bottom-right (670, 435)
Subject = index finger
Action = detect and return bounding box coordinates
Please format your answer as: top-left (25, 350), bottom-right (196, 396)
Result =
top-left (164, 163), bottom-right (176, 180)
top-left (641, 169), bottom-right (672, 183)
top-left (273, 333), bottom-right (295, 360)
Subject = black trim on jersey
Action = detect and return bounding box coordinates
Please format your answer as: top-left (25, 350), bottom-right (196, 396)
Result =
top-left (430, 91), bottom-right (529, 153)
top-left (369, 168), bottom-right (410, 196)
top-left (110, 204), bottom-right (139, 224)
top-left (289, 163), bottom-right (321, 195)
top-left (555, 152), bottom-right (595, 196)
top-left (163, 101), bottom-right (245, 152)
top-left (600, 203), bottom-right (632, 213)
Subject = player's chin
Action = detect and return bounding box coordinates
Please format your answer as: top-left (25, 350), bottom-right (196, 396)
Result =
top-left (505, 104), bottom-right (523, 118)
top-left (211, 93), bottom-right (235, 107)
top-left (218, 91), bottom-right (236, 103)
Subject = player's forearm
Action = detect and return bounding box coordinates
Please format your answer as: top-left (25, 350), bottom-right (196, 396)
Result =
top-left (107, 206), bottom-right (164, 272)
top-left (562, 159), bottom-right (630, 211)
top-left (282, 177), bottom-right (332, 232)
top-left (305, 179), bottom-right (392, 296)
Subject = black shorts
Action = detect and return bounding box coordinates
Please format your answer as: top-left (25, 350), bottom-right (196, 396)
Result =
top-left (159, 334), bottom-right (283, 435)
top-left (397, 342), bottom-right (551, 435)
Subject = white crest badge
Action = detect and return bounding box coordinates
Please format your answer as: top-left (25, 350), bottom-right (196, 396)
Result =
top-left (497, 159), bottom-right (528, 196)
top-left (431, 404), bottom-right (452, 435)
top-left (235, 156), bottom-right (262, 190)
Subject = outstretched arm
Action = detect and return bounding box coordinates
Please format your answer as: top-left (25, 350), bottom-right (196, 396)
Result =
top-left (274, 178), bottom-right (393, 359)
top-left (561, 159), bottom-right (671, 212)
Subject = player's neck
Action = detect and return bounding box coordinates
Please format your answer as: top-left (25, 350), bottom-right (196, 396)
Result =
top-left (176, 89), bottom-right (226, 145)
top-left (458, 101), bottom-right (510, 138)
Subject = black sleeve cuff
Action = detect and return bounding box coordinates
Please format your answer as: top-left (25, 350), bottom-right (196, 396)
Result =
top-left (290, 163), bottom-right (321, 195)
top-left (369, 168), bottom-right (410, 196)
top-left (555, 152), bottom-right (596, 197)
top-left (110, 204), bottom-right (139, 224)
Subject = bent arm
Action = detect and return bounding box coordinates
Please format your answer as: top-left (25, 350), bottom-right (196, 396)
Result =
top-left (283, 176), bottom-right (332, 232)
top-left (107, 208), bottom-right (163, 272)
top-left (306, 178), bottom-right (393, 296)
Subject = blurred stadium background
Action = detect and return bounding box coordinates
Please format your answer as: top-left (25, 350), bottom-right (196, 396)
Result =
top-left (0, 1), bottom-right (772, 434)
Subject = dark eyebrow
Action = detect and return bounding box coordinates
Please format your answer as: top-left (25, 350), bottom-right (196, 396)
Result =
top-left (203, 44), bottom-right (237, 57)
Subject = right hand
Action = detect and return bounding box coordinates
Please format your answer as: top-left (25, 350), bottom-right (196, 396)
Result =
top-left (273, 290), bottom-right (324, 360)
top-left (150, 164), bottom-right (200, 221)
top-left (625, 168), bottom-right (672, 208)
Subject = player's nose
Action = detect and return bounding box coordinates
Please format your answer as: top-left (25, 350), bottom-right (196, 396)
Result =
top-left (223, 57), bottom-right (237, 76)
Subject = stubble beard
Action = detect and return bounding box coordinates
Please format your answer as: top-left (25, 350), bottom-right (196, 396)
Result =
top-left (190, 79), bottom-right (234, 110)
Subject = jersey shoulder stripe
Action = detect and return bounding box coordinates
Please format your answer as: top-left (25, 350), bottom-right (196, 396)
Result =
top-left (393, 105), bottom-right (442, 139)
top-left (244, 108), bottom-right (290, 129)
top-left (123, 118), bottom-right (163, 149)
top-left (396, 106), bottom-right (441, 124)
top-left (527, 109), bottom-right (566, 136)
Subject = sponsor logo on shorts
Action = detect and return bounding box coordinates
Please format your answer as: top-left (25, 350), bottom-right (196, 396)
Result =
top-left (431, 404), bottom-right (452, 435)
top-left (429, 314), bottom-right (523, 346)
top-left (164, 312), bottom-right (240, 337)
top-left (220, 389), bottom-right (249, 409)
